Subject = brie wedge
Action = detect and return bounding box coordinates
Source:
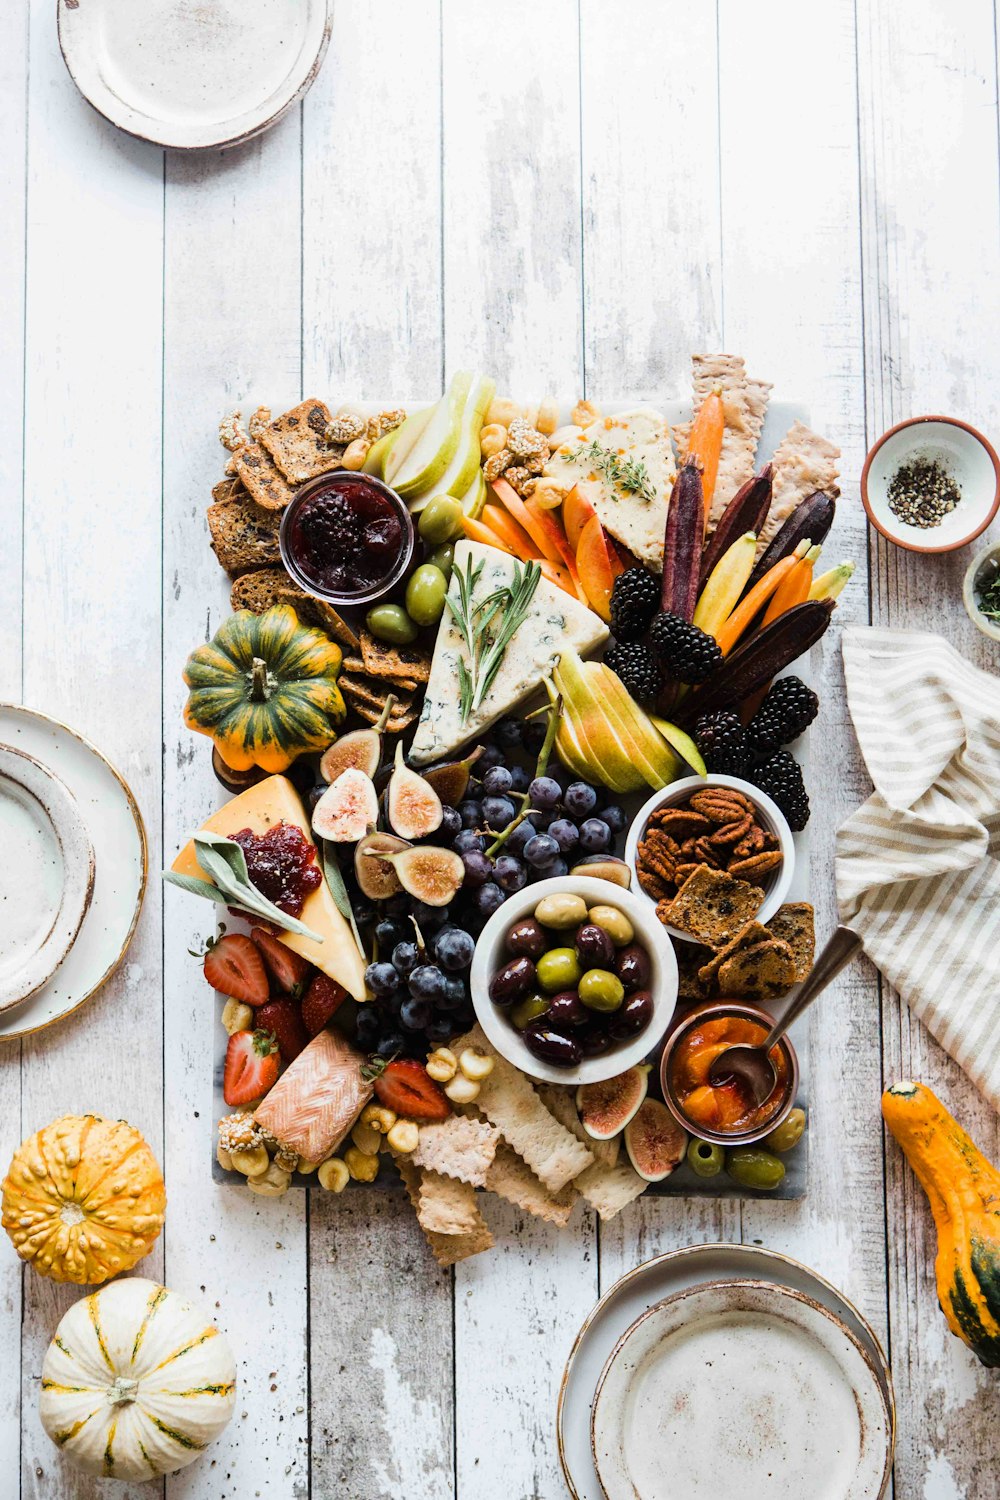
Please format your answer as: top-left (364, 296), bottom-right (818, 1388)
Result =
top-left (409, 540), bottom-right (608, 765)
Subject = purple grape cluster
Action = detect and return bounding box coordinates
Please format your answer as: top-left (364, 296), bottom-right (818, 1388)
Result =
top-left (355, 910), bottom-right (476, 1058)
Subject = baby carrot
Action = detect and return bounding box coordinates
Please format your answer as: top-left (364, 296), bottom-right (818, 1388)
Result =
top-left (685, 386), bottom-right (725, 524)
top-left (715, 540), bottom-right (810, 655)
top-left (761, 544), bottom-right (822, 627)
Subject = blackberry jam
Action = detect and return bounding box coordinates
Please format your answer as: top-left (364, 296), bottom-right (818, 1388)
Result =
top-left (280, 471), bottom-right (413, 604)
top-left (231, 822), bottom-right (321, 917)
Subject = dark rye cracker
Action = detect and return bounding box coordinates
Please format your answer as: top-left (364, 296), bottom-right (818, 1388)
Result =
top-left (280, 588), bottom-right (360, 652)
top-left (697, 921), bottom-right (772, 987)
top-left (230, 567), bottom-right (295, 614)
top-left (360, 630), bottom-right (432, 687)
top-left (766, 902), bottom-right (815, 981)
top-left (716, 938), bottom-right (797, 1002)
top-left (259, 398), bottom-right (337, 484)
top-left (658, 865), bottom-right (764, 946)
top-left (207, 494), bottom-right (282, 575)
top-left (234, 442), bottom-right (296, 512)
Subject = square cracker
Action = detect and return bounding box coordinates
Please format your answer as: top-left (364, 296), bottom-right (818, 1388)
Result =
top-left (360, 629), bottom-right (432, 686)
top-left (717, 939), bottom-right (797, 1002)
top-left (766, 903), bottom-right (815, 981)
top-left (233, 442), bottom-right (296, 512)
top-left (573, 1159), bottom-right (649, 1220)
top-left (697, 921), bottom-right (772, 987)
top-left (412, 1115), bottom-right (500, 1187)
top-left (658, 865), bottom-right (763, 946)
top-left (351, 699), bottom-right (421, 733)
top-left (259, 399), bottom-right (336, 484)
top-left (397, 1158), bottom-right (494, 1266)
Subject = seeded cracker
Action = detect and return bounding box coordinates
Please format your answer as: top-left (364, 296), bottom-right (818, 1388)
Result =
top-left (233, 442), bottom-right (296, 512)
top-left (360, 629), bottom-right (432, 686)
top-left (396, 1158), bottom-right (494, 1266)
top-left (258, 398), bottom-right (336, 484)
top-left (658, 865), bottom-right (763, 946)
top-left (412, 1116), bottom-right (500, 1187)
top-left (765, 902), bottom-right (815, 981)
top-left (452, 1027), bottom-right (594, 1192)
top-left (717, 938), bottom-right (797, 1002)
top-left (697, 921), bottom-right (773, 987)
top-left (484, 1144), bottom-right (576, 1227)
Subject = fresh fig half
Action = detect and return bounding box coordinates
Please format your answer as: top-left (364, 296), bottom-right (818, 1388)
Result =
top-left (311, 767), bottom-right (379, 843)
top-left (320, 728), bottom-right (382, 784)
top-left (421, 745), bottom-right (484, 807)
top-left (624, 1097), bottom-right (688, 1182)
top-left (355, 831), bottom-right (410, 900)
top-left (569, 855), bottom-right (632, 889)
top-left (576, 1065), bottom-right (649, 1140)
top-left (385, 845), bottom-right (464, 906)
top-left (387, 742), bottom-right (443, 840)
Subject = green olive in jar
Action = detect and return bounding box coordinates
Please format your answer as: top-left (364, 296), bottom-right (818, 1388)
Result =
top-left (725, 1146), bottom-right (786, 1192)
top-left (764, 1107), bottom-right (806, 1154)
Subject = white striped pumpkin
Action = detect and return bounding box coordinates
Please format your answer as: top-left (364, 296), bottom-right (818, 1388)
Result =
top-left (40, 1278), bottom-right (236, 1481)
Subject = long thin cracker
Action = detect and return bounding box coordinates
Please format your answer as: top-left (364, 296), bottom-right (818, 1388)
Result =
top-left (536, 1084), bottom-right (620, 1169)
top-left (485, 1144), bottom-right (576, 1227)
top-left (756, 420), bottom-right (840, 557)
top-left (417, 1169), bottom-right (483, 1234)
top-left (412, 1116), bottom-right (500, 1187)
top-left (396, 1159), bottom-right (494, 1266)
top-left (452, 1027), bottom-right (594, 1192)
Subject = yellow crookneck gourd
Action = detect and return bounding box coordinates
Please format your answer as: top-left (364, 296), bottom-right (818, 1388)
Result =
top-left (882, 1080), bottom-right (1000, 1367)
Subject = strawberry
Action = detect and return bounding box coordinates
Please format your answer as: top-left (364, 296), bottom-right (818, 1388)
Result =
top-left (373, 1059), bottom-right (450, 1122)
top-left (204, 934), bottom-right (269, 1006)
top-left (223, 1029), bottom-right (280, 1106)
top-left (250, 927), bottom-right (313, 995)
top-left (256, 998), bottom-right (309, 1064)
top-left (301, 974), bottom-right (348, 1036)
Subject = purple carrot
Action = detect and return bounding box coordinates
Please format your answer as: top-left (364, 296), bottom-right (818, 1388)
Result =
top-left (743, 490), bottom-right (836, 595)
top-left (661, 460), bottom-right (704, 622)
top-left (698, 465), bottom-right (774, 589)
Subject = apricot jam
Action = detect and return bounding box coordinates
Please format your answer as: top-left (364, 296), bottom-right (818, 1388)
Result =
top-left (280, 471), bottom-right (412, 603)
top-left (668, 1013), bottom-right (790, 1136)
top-left (231, 822), bottom-right (321, 917)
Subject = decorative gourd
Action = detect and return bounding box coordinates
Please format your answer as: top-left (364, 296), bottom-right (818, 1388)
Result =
top-left (2, 1115), bottom-right (166, 1285)
top-left (183, 604), bottom-right (345, 772)
top-left (882, 1080), bottom-right (1000, 1366)
top-left (40, 1277), bottom-right (236, 1480)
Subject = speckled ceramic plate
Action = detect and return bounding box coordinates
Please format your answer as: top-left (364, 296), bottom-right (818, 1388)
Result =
top-left (58, 0), bottom-right (332, 151)
top-left (0, 706), bottom-right (146, 1040)
top-left (591, 1280), bottom-right (892, 1500)
top-left (0, 746), bottom-right (95, 1013)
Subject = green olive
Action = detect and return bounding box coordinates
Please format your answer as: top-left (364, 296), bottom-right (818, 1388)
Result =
top-left (764, 1107), bottom-right (806, 1154)
top-left (511, 994), bottom-right (550, 1030)
top-left (536, 948), bottom-right (582, 994)
top-left (686, 1139), bottom-right (725, 1178)
top-left (405, 564), bottom-right (448, 626)
top-left (365, 603), bottom-right (419, 645)
top-left (578, 969), bottom-right (624, 1013)
top-left (534, 893), bottom-right (588, 930)
top-left (418, 494), bottom-right (463, 545)
top-left (426, 543), bottom-right (454, 581)
top-left (587, 904), bottom-right (633, 946)
top-left (725, 1146), bottom-right (786, 1192)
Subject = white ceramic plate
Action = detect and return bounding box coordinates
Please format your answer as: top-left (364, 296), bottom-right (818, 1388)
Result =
top-left (0, 706), bottom-right (146, 1041)
top-left (58, 0), bottom-right (332, 151)
top-left (0, 746), bottom-right (95, 1013)
top-left (591, 1280), bottom-right (892, 1500)
top-left (558, 1244), bottom-right (894, 1500)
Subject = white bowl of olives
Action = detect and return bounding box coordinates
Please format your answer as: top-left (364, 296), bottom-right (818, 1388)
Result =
top-left (469, 875), bottom-right (679, 1085)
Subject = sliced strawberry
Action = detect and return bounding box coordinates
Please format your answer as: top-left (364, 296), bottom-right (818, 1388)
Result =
top-left (301, 973), bottom-right (348, 1036)
top-left (256, 999), bottom-right (309, 1064)
top-left (223, 1029), bottom-right (280, 1106)
top-left (251, 927), bottom-right (313, 995)
top-left (204, 934), bottom-right (269, 1006)
top-left (373, 1059), bottom-right (450, 1122)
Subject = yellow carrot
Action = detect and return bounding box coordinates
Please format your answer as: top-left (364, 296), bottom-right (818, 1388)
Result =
top-left (693, 532), bottom-right (757, 640)
top-left (715, 540), bottom-right (810, 656)
top-left (761, 544), bottom-right (821, 626)
top-left (809, 560), bottom-right (856, 601)
top-left (685, 385), bottom-right (725, 523)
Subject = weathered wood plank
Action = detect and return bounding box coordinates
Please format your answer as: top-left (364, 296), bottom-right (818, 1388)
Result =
top-left (17, 1), bottom-right (165, 1493)
top-left (301, 7), bottom-right (454, 1497)
top-left (161, 115), bottom-right (310, 1500)
top-left (857, 1), bottom-right (1000, 1493)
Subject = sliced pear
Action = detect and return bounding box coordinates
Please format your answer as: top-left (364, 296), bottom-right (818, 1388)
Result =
top-left (650, 716), bottom-right (708, 777)
top-left (545, 679), bottom-right (595, 781)
top-left (410, 373), bottom-right (495, 513)
top-left (592, 664), bottom-right (681, 789)
top-left (457, 466), bottom-right (487, 519)
top-left (366, 405), bottom-right (432, 483)
top-left (554, 649), bottom-right (645, 794)
top-left (392, 371), bottom-right (473, 500)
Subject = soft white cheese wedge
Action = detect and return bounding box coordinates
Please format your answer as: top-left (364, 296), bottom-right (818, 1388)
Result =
top-left (409, 540), bottom-right (608, 765)
top-left (544, 407), bottom-right (676, 570)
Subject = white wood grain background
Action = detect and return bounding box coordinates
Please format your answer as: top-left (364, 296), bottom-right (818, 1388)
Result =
top-left (1, 1), bottom-right (999, 1495)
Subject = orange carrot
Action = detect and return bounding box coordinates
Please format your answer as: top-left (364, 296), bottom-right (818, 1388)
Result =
top-left (761, 545), bottom-right (820, 627)
top-left (685, 386), bottom-right (725, 523)
top-left (715, 541), bottom-right (810, 655)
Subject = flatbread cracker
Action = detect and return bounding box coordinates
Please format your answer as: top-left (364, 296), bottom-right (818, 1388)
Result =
top-left (259, 398), bottom-right (337, 484)
top-left (360, 630), bottom-right (432, 686)
top-left (536, 1085), bottom-right (620, 1169)
top-left (351, 700), bottom-right (421, 732)
top-left (574, 1160), bottom-right (648, 1220)
top-left (717, 938), bottom-right (796, 1002)
top-left (697, 921), bottom-right (773, 986)
top-left (396, 1159), bottom-right (494, 1266)
top-left (757, 420), bottom-right (840, 558)
top-left (339, 672), bottom-right (415, 714)
top-left (453, 1027), bottom-right (594, 1193)
top-left (766, 903), bottom-right (815, 981)
top-left (412, 1116), bottom-right (500, 1187)
top-left (485, 1144), bottom-right (576, 1227)
top-left (233, 441), bottom-right (296, 512)
top-left (417, 1169), bottom-right (484, 1235)
top-left (658, 865), bottom-right (763, 946)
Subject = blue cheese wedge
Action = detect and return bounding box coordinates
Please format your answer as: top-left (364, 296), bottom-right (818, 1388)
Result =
top-left (543, 407), bottom-right (676, 570)
top-left (409, 540), bottom-right (608, 765)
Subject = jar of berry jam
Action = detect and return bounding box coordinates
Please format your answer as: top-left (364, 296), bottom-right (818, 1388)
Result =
top-left (280, 471), bottom-right (414, 606)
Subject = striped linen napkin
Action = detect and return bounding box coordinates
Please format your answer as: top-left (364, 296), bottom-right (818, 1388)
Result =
top-left (835, 626), bottom-right (1000, 1108)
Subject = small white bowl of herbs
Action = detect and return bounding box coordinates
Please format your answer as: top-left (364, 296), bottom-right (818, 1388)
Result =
top-left (963, 542), bottom-right (1000, 642)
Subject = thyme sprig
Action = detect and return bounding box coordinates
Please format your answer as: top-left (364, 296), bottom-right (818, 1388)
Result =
top-left (446, 554), bottom-right (542, 723)
top-left (564, 439), bottom-right (656, 503)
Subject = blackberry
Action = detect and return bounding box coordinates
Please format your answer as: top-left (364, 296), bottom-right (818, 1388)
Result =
top-left (694, 710), bottom-right (750, 775)
top-left (747, 676), bottom-right (819, 755)
top-left (610, 568), bottom-right (659, 642)
top-left (605, 641), bottom-right (660, 706)
top-left (299, 491), bottom-right (358, 558)
top-left (648, 611), bottom-right (722, 684)
top-left (750, 750), bottom-right (810, 831)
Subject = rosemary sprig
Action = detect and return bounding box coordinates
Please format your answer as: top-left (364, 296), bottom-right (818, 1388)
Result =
top-left (445, 554), bottom-right (542, 723)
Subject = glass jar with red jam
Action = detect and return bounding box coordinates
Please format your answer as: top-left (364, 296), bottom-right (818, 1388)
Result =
top-left (660, 1001), bottom-right (799, 1146)
top-left (280, 471), bottom-right (414, 606)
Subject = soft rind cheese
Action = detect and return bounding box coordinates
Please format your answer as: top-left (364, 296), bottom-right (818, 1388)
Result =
top-left (544, 407), bottom-right (675, 569)
top-left (409, 540), bottom-right (608, 765)
top-left (171, 775), bottom-right (367, 1001)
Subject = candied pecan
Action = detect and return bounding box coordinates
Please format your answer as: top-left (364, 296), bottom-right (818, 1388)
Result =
top-left (692, 837), bottom-right (723, 868)
top-left (506, 417), bottom-right (549, 459)
top-left (366, 408), bottom-right (406, 443)
top-left (523, 452), bottom-right (547, 476)
top-left (706, 812), bottom-right (754, 847)
top-left (219, 410), bottom-right (250, 452)
top-left (648, 808), bottom-right (711, 839)
top-left (733, 825), bottom-right (766, 859)
top-left (673, 861), bottom-right (703, 885)
top-left (483, 449), bottom-right (513, 482)
top-left (505, 464), bottom-right (532, 494)
top-left (689, 789), bottom-right (754, 823)
top-left (638, 867), bottom-right (673, 901)
top-left (728, 850), bottom-right (783, 882)
top-left (248, 405), bottom-right (272, 440)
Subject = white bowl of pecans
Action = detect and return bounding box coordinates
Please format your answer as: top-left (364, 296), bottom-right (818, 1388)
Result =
top-left (624, 775), bottom-right (795, 944)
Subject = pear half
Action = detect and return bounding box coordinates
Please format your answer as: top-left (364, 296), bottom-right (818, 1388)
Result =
top-left (392, 371), bottom-right (472, 500)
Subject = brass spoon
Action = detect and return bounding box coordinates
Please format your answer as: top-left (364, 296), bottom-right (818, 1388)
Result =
top-left (707, 926), bottom-right (862, 1106)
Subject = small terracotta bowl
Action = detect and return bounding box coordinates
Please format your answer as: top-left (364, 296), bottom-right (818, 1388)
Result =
top-left (860, 415), bottom-right (1000, 554)
top-left (659, 1000), bottom-right (799, 1147)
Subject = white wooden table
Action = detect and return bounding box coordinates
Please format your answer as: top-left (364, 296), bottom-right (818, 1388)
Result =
top-left (2, 2), bottom-right (1000, 1495)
